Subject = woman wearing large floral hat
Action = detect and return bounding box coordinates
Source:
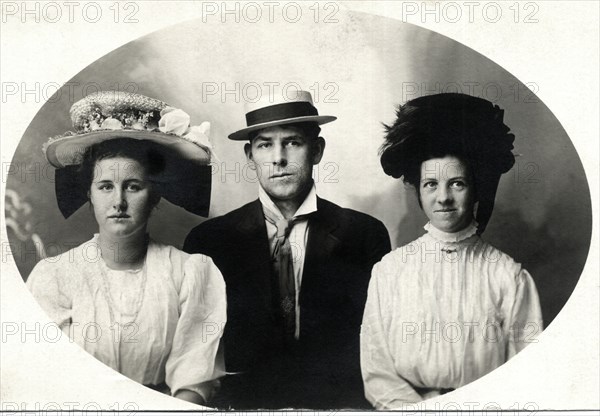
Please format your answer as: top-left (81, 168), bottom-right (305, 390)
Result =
top-left (26, 91), bottom-right (225, 405)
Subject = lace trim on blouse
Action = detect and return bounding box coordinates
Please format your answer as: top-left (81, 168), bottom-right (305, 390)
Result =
top-left (423, 221), bottom-right (479, 243)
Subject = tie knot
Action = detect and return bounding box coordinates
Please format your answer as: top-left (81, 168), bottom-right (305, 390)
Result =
top-left (263, 205), bottom-right (309, 238)
top-left (275, 218), bottom-right (293, 238)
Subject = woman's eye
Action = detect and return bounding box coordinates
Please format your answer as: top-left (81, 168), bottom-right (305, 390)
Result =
top-left (450, 181), bottom-right (466, 189)
top-left (423, 182), bottom-right (437, 189)
top-left (98, 183), bottom-right (113, 191)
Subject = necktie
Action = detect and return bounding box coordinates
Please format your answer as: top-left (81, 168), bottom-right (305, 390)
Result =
top-left (263, 206), bottom-right (306, 341)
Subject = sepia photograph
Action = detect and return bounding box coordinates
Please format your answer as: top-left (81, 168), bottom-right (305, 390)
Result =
top-left (1, 1), bottom-right (598, 412)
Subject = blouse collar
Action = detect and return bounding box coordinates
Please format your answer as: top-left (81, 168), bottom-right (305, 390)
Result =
top-left (424, 221), bottom-right (479, 243)
top-left (93, 233), bottom-right (150, 273)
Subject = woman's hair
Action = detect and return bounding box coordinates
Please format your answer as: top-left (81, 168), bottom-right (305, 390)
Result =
top-left (380, 93), bottom-right (516, 233)
top-left (80, 138), bottom-right (166, 204)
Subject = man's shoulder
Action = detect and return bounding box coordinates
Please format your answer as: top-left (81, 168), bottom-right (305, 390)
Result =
top-left (190, 200), bottom-right (259, 232)
top-left (318, 197), bottom-right (385, 228)
top-left (184, 200), bottom-right (261, 253)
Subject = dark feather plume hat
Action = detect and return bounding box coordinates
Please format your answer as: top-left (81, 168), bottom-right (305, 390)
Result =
top-left (44, 91), bottom-right (214, 218)
top-left (380, 93), bottom-right (516, 234)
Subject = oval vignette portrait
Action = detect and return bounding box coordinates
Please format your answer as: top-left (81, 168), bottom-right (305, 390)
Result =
top-left (4, 7), bottom-right (593, 410)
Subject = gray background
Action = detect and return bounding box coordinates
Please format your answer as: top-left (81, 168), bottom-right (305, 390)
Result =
top-left (5, 10), bottom-right (592, 327)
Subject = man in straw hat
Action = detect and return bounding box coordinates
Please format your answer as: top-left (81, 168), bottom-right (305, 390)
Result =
top-left (184, 91), bottom-right (391, 409)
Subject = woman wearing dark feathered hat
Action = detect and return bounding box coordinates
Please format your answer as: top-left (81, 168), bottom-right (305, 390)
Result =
top-left (26, 91), bottom-right (225, 405)
top-left (360, 93), bottom-right (543, 408)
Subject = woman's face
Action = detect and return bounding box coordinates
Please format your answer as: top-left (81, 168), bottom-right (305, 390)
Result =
top-left (89, 156), bottom-right (156, 239)
top-left (419, 155), bottom-right (475, 233)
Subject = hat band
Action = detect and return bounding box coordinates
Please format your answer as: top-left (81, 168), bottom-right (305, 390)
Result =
top-left (246, 102), bottom-right (318, 126)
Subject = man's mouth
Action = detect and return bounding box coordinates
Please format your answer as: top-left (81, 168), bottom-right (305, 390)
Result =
top-left (108, 214), bottom-right (130, 219)
top-left (270, 172), bottom-right (292, 179)
top-left (435, 209), bottom-right (456, 213)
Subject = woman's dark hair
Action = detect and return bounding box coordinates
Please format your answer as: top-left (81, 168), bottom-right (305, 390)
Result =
top-left (80, 138), bottom-right (166, 204)
top-left (380, 93), bottom-right (516, 233)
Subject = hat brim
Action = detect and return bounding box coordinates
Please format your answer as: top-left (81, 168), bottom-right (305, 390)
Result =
top-left (48, 129), bottom-right (213, 218)
top-left (228, 115), bottom-right (336, 141)
top-left (54, 151), bottom-right (212, 219)
top-left (45, 129), bottom-right (211, 168)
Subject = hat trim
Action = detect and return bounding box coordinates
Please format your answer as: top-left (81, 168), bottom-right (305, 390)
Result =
top-left (45, 129), bottom-right (211, 168)
top-left (228, 115), bottom-right (336, 141)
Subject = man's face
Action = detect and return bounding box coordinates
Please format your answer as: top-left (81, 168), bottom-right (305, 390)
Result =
top-left (245, 125), bottom-right (325, 205)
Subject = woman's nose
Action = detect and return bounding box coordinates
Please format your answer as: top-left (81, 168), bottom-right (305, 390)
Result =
top-left (112, 188), bottom-right (127, 210)
top-left (436, 186), bottom-right (452, 204)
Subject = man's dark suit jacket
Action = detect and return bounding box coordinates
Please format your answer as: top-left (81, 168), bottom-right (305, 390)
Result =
top-left (184, 197), bottom-right (391, 409)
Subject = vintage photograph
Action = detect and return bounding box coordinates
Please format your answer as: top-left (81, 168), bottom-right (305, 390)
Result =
top-left (1, 1), bottom-right (597, 412)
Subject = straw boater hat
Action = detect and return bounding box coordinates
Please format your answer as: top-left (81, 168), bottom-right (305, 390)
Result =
top-left (228, 90), bottom-right (336, 141)
top-left (44, 91), bottom-right (214, 218)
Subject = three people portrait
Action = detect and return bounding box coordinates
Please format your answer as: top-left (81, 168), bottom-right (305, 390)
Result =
top-left (4, 8), bottom-right (593, 412)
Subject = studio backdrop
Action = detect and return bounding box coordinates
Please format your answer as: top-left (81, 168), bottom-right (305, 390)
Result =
top-left (6, 9), bottom-right (591, 339)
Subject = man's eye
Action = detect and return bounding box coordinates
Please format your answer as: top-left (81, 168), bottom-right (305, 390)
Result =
top-left (127, 184), bottom-right (142, 192)
top-left (285, 141), bottom-right (300, 147)
top-left (257, 142), bottom-right (271, 149)
top-left (422, 182), bottom-right (437, 189)
top-left (98, 184), bottom-right (113, 191)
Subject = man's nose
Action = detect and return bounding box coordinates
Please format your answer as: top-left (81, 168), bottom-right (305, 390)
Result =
top-left (272, 144), bottom-right (287, 166)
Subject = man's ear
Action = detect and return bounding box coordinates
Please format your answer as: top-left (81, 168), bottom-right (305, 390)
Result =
top-left (244, 142), bottom-right (257, 170)
top-left (244, 142), bottom-right (253, 161)
top-left (312, 137), bottom-right (326, 165)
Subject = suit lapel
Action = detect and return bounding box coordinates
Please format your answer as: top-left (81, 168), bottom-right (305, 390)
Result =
top-left (302, 198), bottom-right (341, 287)
top-left (235, 199), bottom-right (274, 309)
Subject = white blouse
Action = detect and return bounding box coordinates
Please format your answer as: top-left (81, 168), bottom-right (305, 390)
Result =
top-left (26, 235), bottom-right (226, 400)
top-left (360, 223), bottom-right (543, 409)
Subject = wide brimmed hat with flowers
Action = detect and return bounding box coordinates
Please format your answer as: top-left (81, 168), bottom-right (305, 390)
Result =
top-left (44, 91), bottom-right (214, 218)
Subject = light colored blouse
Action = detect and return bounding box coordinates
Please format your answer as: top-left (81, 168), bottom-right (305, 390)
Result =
top-left (26, 235), bottom-right (226, 401)
top-left (360, 222), bottom-right (543, 409)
